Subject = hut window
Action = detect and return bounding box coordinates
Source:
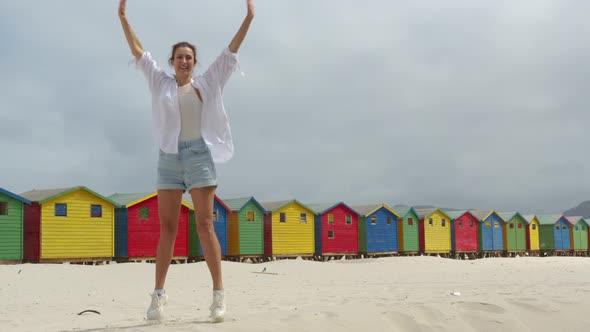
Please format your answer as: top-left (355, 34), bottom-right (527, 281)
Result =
top-left (441, 219), bottom-right (446, 227)
top-left (429, 218), bottom-right (433, 226)
top-left (371, 216), bottom-right (377, 225)
top-left (328, 230), bottom-right (335, 239)
top-left (328, 214), bottom-right (334, 224)
top-left (0, 202), bottom-right (7, 216)
top-left (213, 210), bottom-right (219, 222)
top-left (139, 207), bottom-right (149, 219)
top-left (555, 225), bottom-right (560, 230)
top-left (408, 218), bottom-right (413, 226)
top-left (583, 226), bottom-right (586, 231)
top-left (55, 203), bottom-right (67, 217)
top-left (485, 222), bottom-right (491, 228)
top-left (509, 223), bottom-right (514, 229)
top-left (458, 220), bottom-right (463, 228)
top-left (280, 212), bottom-right (286, 223)
top-left (91, 205), bottom-right (102, 218)
top-left (470, 221), bottom-right (474, 228)
top-left (345, 215), bottom-right (352, 224)
top-left (387, 216), bottom-right (392, 225)
top-left (575, 226), bottom-right (579, 231)
top-left (300, 213), bottom-right (307, 224)
top-left (532, 224), bottom-right (537, 230)
top-left (494, 222), bottom-right (499, 228)
top-left (246, 211), bottom-right (255, 222)
top-left (518, 223), bottom-right (522, 229)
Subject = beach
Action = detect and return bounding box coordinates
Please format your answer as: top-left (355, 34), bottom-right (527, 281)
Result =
top-left (1, 256), bottom-right (589, 332)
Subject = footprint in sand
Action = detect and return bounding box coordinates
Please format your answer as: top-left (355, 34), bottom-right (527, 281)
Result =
top-left (453, 301), bottom-right (506, 314)
top-left (383, 311), bottom-right (431, 331)
top-left (509, 299), bottom-right (551, 314)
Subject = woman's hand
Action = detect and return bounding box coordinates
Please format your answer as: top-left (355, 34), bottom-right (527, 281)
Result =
top-left (247, 0), bottom-right (255, 18)
top-left (118, 0), bottom-right (144, 60)
top-left (228, 0), bottom-right (255, 53)
top-left (119, 0), bottom-right (127, 19)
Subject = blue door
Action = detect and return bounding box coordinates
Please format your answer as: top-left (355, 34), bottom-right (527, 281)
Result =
top-left (366, 208), bottom-right (397, 253)
top-left (559, 220), bottom-right (571, 250)
top-left (490, 214), bottom-right (504, 251)
top-left (482, 221), bottom-right (493, 250)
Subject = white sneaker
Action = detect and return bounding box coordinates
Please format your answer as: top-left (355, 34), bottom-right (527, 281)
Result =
top-left (146, 292), bottom-right (168, 320)
top-left (210, 290), bottom-right (226, 323)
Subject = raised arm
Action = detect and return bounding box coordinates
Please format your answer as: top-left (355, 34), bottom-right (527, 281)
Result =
top-left (118, 0), bottom-right (144, 60)
top-left (228, 0), bottom-right (255, 54)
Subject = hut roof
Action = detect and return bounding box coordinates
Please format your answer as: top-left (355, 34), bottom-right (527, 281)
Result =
top-left (566, 216), bottom-right (585, 225)
top-left (415, 208), bottom-right (452, 220)
top-left (0, 188), bottom-right (31, 205)
top-left (222, 197), bottom-right (265, 213)
top-left (350, 204), bottom-right (400, 218)
top-left (259, 200), bottom-right (313, 213)
top-left (305, 202), bottom-right (360, 216)
top-left (20, 186), bottom-right (117, 206)
top-left (443, 210), bottom-right (470, 220)
top-left (522, 214), bottom-right (538, 224)
top-left (109, 192), bottom-right (154, 207)
top-left (110, 192), bottom-right (193, 209)
top-left (498, 212), bottom-right (526, 223)
top-left (470, 210), bottom-right (505, 222)
top-left (536, 214), bottom-right (564, 225)
top-left (392, 206), bottom-right (418, 218)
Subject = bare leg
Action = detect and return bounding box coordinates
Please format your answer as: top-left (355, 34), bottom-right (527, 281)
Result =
top-left (154, 189), bottom-right (183, 290)
top-left (190, 186), bottom-right (223, 290)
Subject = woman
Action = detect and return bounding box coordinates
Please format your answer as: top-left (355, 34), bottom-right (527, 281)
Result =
top-left (118, 0), bottom-right (254, 323)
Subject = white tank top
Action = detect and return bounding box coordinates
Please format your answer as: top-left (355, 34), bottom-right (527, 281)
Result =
top-left (178, 83), bottom-right (203, 141)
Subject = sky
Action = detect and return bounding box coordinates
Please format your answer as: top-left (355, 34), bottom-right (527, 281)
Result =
top-left (1, 0), bottom-right (589, 214)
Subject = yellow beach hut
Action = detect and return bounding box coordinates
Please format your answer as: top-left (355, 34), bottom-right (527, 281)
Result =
top-left (260, 200), bottom-right (315, 257)
top-left (522, 214), bottom-right (540, 253)
top-left (416, 208), bottom-right (452, 254)
top-left (21, 187), bottom-right (116, 262)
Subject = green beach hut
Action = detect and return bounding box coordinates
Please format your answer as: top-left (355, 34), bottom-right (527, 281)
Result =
top-left (0, 188), bottom-right (32, 261)
top-left (499, 212), bottom-right (528, 254)
top-left (394, 206), bottom-right (419, 254)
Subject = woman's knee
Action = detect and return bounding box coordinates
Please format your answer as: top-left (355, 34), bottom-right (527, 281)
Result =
top-left (160, 218), bottom-right (179, 236)
top-left (196, 217), bottom-right (214, 235)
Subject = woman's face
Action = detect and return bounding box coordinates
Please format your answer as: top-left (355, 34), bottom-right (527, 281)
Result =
top-left (172, 46), bottom-right (196, 77)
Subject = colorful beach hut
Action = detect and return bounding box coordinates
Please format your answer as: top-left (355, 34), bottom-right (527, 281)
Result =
top-left (499, 212), bottom-right (527, 253)
top-left (351, 204), bottom-right (400, 255)
top-left (567, 216), bottom-right (588, 253)
top-left (20, 187), bottom-right (116, 262)
top-left (187, 195), bottom-right (231, 258)
top-left (471, 210), bottom-right (505, 253)
top-left (537, 215), bottom-right (572, 252)
top-left (444, 210), bottom-right (478, 254)
top-left (394, 207), bottom-right (419, 254)
top-left (522, 214), bottom-right (540, 252)
top-left (0, 188), bottom-right (32, 261)
top-left (307, 202), bottom-right (360, 257)
top-left (108, 192), bottom-right (190, 260)
top-left (260, 200), bottom-right (315, 257)
top-left (416, 208), bottom-right (452, 254)
top-left (224, 197), bottom-right (265, 258)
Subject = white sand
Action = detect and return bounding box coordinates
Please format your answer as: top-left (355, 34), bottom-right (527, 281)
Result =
top-left (1, 256), bottom-right (589, 332)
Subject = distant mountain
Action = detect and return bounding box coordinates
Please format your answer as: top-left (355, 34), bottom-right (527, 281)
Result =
top-left (563, 201), bottom-right (590, 218)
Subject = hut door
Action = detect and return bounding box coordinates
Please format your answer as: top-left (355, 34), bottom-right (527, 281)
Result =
top-left (561, 222), bottom-right (571, 250)
top-left (554, 223), bottom-right (563, 250)
top-left (483, 221), bottom-right (493, 250)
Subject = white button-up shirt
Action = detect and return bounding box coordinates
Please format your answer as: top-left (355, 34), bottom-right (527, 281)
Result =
top-left (136, 47), bottom-right (239, 163)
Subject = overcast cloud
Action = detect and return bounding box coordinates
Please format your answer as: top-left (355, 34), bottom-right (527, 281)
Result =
top-left (1, 0), bottom-right (589, 214)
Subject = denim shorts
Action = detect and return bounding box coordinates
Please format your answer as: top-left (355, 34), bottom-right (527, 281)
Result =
top-left (157, 138), bottom-right (217, 191)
